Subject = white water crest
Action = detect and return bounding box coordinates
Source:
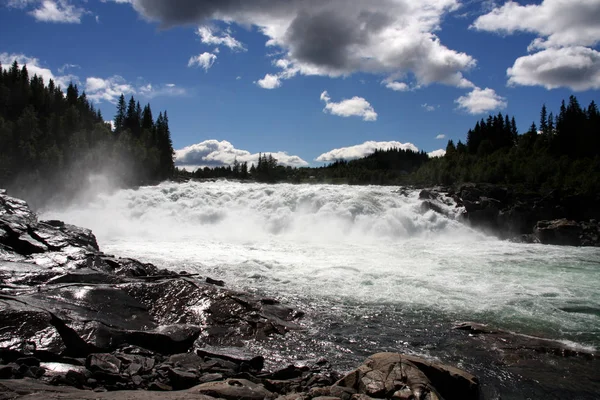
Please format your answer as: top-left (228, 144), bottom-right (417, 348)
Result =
top-left (43, 181), bottom-right (600, 348)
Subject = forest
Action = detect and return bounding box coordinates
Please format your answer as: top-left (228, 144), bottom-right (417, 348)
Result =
top-left (1, 59), bottom-right (598, 202)
top-left (0, 60), bottom-right (175, 205)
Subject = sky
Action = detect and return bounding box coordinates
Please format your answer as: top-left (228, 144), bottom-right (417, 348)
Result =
top-left (1, 0), bottom-right (599, 169)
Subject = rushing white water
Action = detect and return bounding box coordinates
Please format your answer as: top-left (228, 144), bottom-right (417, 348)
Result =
top-left (43, 181), bottom-right (600, 350)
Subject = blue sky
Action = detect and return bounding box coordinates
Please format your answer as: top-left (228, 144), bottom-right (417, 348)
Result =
top-left (1, 0), bottom-right (599, 168)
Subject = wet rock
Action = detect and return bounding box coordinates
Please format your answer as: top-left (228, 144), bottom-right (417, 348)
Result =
top-left (0, 298), bottom-right (65, 354)
top-left (167, 367), bottom-right (199, 390)
top-left (168, 353), bottom-right (203, 370)
top-left (117, 354), bottom-right (155, 376)
top-left (195, 378), bottom-right (275, 400)
top-left (86, 354), bottom-right (121, 375)
top-left (196, 346), bottom-right (264, 372)
top-left (418, 190), bottom-right (438, 200)
top-left (335, 353), bottom-right (477, 400)
top-left (206, 276), bottom-right (225, 286)
top-left (534, 218), bottom-right (583, 246)
top-left (419, 201), bottom-right (446, 216)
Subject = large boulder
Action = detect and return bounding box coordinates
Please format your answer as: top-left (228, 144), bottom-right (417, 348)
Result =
top-left (534, 219), bottom-right (583, 246)
top-left (334, 353), bottom-right (478, 400)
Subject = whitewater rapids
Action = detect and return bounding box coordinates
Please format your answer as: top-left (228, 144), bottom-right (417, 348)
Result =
top-left (43, 180), bottom-right (600, 355)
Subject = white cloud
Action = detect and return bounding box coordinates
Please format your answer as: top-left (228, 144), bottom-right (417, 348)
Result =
top-left (507, 46), bottom-right (600, 91)
top-left (105, 120), bottom-right (116, 131)
top-left (196, 26), bottom-right (246, 51)
top-left (57, 63), bottom-right (79, 73)
top-left (29, 0), bottom-right (85, 23)
top-left (422, 103), bottom-right (437, 112)
top-left (236, 76), bottom-right (242, 80)
top-left (85, 76), bottom-right (135, 103)
top-left (0, 52), bottom-right (76, 89)
top-left (256, 74), bottom-right (282, 89)
top-left (131, 0), bottom-right (477, 89)
top-left (384, 81), bottom-right (410, 92)
top-left (320, 90), bottom-right (377, 121)
top-left (0, 52), bottom-right (184, 103)
top-left (455, 87), bottom-right (507, 115)
top-left (473, 0), bottom-right (600, 90)
top-left (435, 134), bottom-right (446, 139)
top-left (175, 140), bottom-right (309, 170)
top-left (428, 149), bottom-right (446, 158)
top-left (138, 82), bottom-right (187, 98)
top-left (188, 52), bottom-right (217, 71)
top-left (315, 140), bottom-right (419, 162)
top-left (472, 0), bottom-right (600, 50)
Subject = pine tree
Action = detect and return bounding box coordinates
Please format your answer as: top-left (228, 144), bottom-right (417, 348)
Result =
top-left (114, 94), bottom-right (126, 134)
top-left (540, 104), bottom-right (548, 135)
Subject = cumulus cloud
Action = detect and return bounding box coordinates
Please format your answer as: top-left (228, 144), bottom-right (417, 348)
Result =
top-left (0, 52), bottom-right (76, 89)
top-left (315, 140), bottom-right (419, 163)
top-left (188, 52), bottom-right (217, 71)
top-left (175, 140), bottom-right (309, 170)
top-left (422, 103), bottom-right (437, 112)
top-left (256, 74), bottom-right (282, 89)
top-left (85, 76), bottom-right (135, 103)
top-left (435, 134), bottom-right (446, 139)
top-left (473, 0), bottom-right (600, 90)
top-left (455, 87), bottom-right (507, 115)
top-left (507, 46), bottom-right (600, 91)
top-left (6, 0), bottom-right (87, 23)
top-left (428, 149), bottom-right (446, 158)
top-left (384, 81), bottom-right (410, 92)
top-left (320, 91), bottom-right (377, 121)
top-left (127, 0), bottom-right (476, 88)
top-left (196, 26), bottom-right (246, 51)
top-left (472, 0), bottom-right (600, 50)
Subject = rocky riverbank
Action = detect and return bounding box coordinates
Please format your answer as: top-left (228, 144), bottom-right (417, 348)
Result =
top-left (0, 190), bottom-right (481, 399)
top-left (418, 184), bottom-right (600, 246)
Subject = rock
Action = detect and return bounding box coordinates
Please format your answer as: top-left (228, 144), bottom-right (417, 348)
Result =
top-left (195, 378), bottom-right (275, 400)
top-left (418, 190), bottom-right (438, 200)
top-left (168, 353), bottom-right (203, 370)
top-left (206, 277), bottom-right (225, 286)
top-left (167, 367), bottom-right (199, 390)
top-left (198, 372), bottom-right (224, 383)
top-left (148, 381), bottom-right (173, 391)
top-left (534, 219), bottom-right (583, 246)
top-left (196, 346), bottom-right (264, 372)
top-left (419, 201), bottom-right (446, 215)
top-left (335, 353), bottom-right (477, 400)
top-left (0, 364), bottom-right (16, 379)
top-left (15, 357), bottom-right (40, 367)
top-left (117, 354), bottom-right (155, 376)
top-left (86, 354), bottom-right (121, 375)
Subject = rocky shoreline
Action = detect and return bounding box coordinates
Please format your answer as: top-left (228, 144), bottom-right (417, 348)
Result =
top-left (0, 190), bottom-right (481, 399)
top-left (1, 189), bottom-right (599, 399)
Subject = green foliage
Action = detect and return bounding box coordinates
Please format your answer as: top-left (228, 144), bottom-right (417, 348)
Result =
top-left (0, 60), bottom-right (176, 204)
top-left (412, 95), bottom-right (600, 195)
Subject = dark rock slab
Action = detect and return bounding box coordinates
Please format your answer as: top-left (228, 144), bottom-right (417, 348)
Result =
top-left (86, 354), bottom-right (121, 375)
top-left (0, 378), bottom-right (218, 399)
top-left (195, 378), bottom-right (275, 400)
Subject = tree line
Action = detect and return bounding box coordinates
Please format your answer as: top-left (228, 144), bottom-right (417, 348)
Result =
top-left (413, 96), bottom-right (600, 194)
top-left (0, 60), bottom-right (175, 205)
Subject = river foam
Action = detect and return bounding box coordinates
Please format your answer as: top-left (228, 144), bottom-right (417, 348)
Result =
top-left (43, 180), bottom-right (600, 349)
